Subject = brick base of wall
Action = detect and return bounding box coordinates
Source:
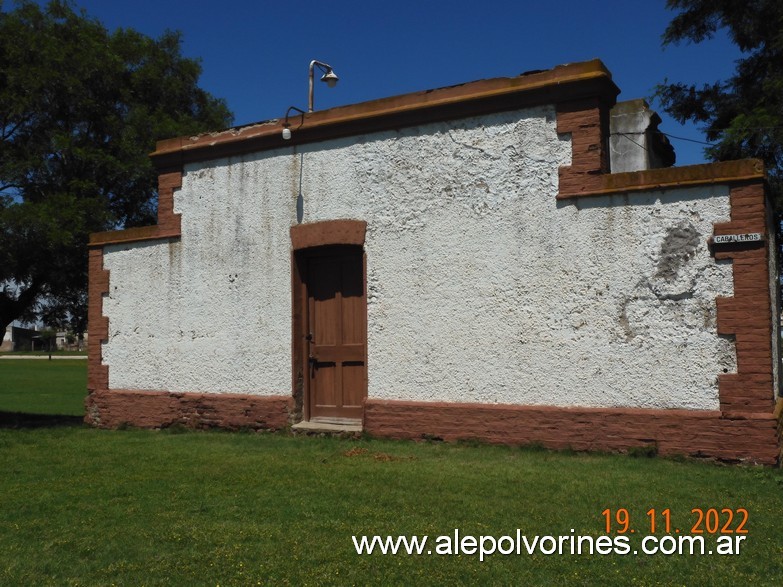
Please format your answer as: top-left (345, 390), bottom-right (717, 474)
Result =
top-left (85, 390), bottom-right (292, 430)
top-left (84, 391), bottom-right (780, 465)
top-left (364, 399), bottom-right (781, 465)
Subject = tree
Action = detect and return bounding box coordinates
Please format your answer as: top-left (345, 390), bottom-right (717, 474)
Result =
top-left (656, 0), bottom-right (783, 209)
top-left (0, 0), bottom-right (232, 338)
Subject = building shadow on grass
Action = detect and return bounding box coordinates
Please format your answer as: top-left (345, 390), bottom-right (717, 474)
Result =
top-left (0, 411), bottom-right (83, 428)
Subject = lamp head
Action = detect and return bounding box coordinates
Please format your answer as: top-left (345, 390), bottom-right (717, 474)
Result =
top-left (321, 69), bottom-right (339, 88)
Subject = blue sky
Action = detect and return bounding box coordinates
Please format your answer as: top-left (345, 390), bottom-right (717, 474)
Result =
top-left (42, 0), bottom-right (741, 166)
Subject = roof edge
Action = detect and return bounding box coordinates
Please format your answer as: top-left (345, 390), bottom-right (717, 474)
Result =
top-left (557, 159), bottom-right (766, 200)
top-left (151, 59), bottom-right (619, 168)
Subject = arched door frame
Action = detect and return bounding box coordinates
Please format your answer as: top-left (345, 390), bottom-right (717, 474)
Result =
top-left (290, 220), bottom-right (367, 422)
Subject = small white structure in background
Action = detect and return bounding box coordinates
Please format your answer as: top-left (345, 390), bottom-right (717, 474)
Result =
top-left (609, 99), bottom-right (675, 173)
top-left (1, 323), bottom-right (40, 351)
top-left (0, 326), bottom-right (11, 352)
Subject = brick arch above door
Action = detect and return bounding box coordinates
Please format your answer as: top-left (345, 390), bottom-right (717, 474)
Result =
top-left (290, 220), bottom-right (366, 251)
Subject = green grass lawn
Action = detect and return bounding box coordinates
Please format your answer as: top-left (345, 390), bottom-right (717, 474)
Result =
top-left (0, 359), bottom-right (87, 416)
top-left (0, 360), bottom-right (781, 584)
top-left (0, 351), bottom-right (88, 356)
top-left (0, 427), bottom-right (781, 586)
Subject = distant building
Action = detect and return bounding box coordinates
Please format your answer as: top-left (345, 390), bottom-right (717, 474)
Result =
top-left (56, 331), bottom-right (86, 351)
top-left (2, 324), bottom-right (40, 352)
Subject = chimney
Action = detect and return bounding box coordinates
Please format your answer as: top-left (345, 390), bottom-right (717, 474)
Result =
top-left (609, 99), bottom-right (675, 173)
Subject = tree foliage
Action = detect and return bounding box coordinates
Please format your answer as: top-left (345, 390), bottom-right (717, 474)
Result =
top-left (0, 0), bottom-right (232, 336)
top-left (656, 0), bottom-right (783, 206)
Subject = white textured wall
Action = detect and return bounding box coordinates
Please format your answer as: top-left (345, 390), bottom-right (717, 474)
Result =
top-left (103, 105), bottom-right (734, 409)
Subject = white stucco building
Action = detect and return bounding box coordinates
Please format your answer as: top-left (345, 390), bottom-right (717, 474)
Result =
top-left (87, 60), bottom-right (781, 464)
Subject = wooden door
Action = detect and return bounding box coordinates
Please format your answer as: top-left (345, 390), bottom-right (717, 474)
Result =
top-left (304, 246), bottom-right (366, 421)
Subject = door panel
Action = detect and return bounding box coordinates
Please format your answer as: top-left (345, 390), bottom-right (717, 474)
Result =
top-left (341, 362), bottom-right (366, 408)
top-left (305, 246), bottom-right (366, 421)
top-left (312, 361), bottom-right (338, 410)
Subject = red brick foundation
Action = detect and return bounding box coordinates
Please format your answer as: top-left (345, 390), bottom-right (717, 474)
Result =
top-left (85, 390), bottom-right (292, 430)
top-left (364, 400), bottom-right (780, 465)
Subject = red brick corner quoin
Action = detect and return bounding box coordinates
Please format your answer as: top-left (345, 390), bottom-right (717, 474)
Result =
top-left (86, 170), bottom-right (183, 402)
top-left (714, 183), bottom-right (775, 413)
top-left (87, 246), bottom-right (109, 396)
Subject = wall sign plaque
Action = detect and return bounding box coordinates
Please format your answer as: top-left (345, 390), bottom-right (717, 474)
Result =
top-left (713, 233), bottom-right (763, 244)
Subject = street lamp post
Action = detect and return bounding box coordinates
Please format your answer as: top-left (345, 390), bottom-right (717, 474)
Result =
top-left (308, 60), bottom-right (339, 112)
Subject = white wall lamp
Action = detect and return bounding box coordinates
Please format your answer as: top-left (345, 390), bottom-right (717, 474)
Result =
top-left (308, 59), bottom-right (339, 112)
top-left (282, 106), bottom-right (306, 140)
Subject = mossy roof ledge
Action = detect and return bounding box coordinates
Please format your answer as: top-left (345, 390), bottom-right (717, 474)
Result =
top-left (150, 59), bottom-right (620, 169)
